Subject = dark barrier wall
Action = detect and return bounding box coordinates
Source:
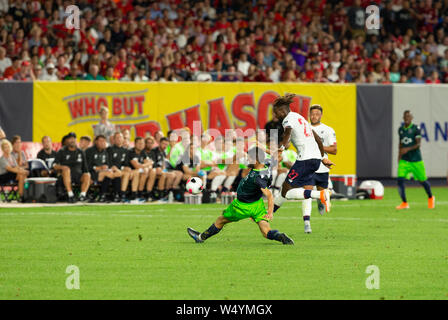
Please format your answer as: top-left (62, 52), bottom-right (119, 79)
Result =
top-left (356, 84), bottom-right (393, 178)
top-left (0, 81), bottom-right (33, 140)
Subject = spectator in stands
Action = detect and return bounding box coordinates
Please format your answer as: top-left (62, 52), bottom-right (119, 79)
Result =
top-left (0, 139), bottom-right (29, 199)
top-left (85, 135), bottom-right (121, 203)
top-left (79, 136), bottom-right (92, 152)
top-left (134, 65), bottom-right (149, 82)
top-left (37, 135), bottom-right (57, 177)
top-left (3, 57), bottom-right (21, 80)
top-left (0, 46), bottom-right (11, 77)
top-left (410, 67), bottom-right (425, 83)
top-left (1, 0), bottom-right (448, 85)
top-left (13, 61), bottom-right (35, 81)
top-left (40, 62), bottom-right (58, 81)
top-left (84, 64), bottom-right (105, 80)
top-left (0, 126), bottom-right (5, 141)
top-left (120, 66), bottom-right (134, 81)
top-left (53, 132), bottom-right (91, 203)
top-left (94, 106), bottom-right (116, 144)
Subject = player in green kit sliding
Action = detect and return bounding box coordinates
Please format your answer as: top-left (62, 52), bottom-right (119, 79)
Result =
top-left (187, 147), bottom-right (294, 245)
top-left (396, 110), bottom-right (435, 210)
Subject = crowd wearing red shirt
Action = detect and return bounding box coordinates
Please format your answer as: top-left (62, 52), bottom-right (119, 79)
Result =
top-left (1, 0), bottom-right (448, 84)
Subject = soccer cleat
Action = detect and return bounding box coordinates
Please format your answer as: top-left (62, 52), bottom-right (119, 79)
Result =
top-left (317, 199), bottom-right (325, 215)
top-left (428, 196), bottom-right (435, 209)
top-left (67, 196), bottom-right (77, 204)
top-left (396, 202), bottom-right (410, 210)
top-left (187, 228), bottom-right (204, 243)
top-left (304, 224), bottom-right (312, 234)
top-left (279, 233), bottom-right (294, 245)
top-left (98, 194), bottom-right (108, 203)
top-left (78, 195), bottom-right (87, 202)
top-left (319, 189), bottom-right (331, 213)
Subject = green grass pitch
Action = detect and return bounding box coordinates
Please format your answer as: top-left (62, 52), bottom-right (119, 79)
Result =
top-left (0, 187), bottom-right (447, 300)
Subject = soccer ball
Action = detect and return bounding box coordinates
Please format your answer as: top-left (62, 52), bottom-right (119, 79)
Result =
top-left (186, 177), bottom-right (204, 194)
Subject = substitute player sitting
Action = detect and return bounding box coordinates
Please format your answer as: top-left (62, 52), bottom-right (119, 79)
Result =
top-left (187, 147), bottom-right (294, 245)
top-left (396, 110), bottom-right (435, 209)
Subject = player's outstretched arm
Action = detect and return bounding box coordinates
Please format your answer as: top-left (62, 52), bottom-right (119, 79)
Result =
top-left (261, 188), bottom-right (274, 221)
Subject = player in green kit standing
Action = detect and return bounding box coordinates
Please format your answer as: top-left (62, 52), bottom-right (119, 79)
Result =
top-left (187, 147), bottom-right (294, 245)
top-left (396, 110), bottom-right (435, 210)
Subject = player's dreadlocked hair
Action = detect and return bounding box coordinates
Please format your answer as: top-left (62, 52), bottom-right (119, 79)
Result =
top-left (273, 93), bottom-right (295, 110)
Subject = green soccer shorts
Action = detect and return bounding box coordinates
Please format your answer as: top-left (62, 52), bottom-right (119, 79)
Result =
top-left (398, 160), bottom-right (427, 182)
top-left (222, 198), bottom-right (268, 223)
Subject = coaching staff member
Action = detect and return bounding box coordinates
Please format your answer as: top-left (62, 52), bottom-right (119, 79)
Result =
top-left (53, 132), bottom-right (91, 203)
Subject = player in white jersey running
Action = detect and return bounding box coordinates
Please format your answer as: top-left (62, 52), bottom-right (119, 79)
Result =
top-left (309, 104), bottom-right (337, 215)
top-left (271, 94), bottom-right (334, 233)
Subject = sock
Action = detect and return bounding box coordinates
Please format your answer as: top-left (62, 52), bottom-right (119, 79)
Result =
top-left (68, 191), bottom-right (74, 198)
top-left (223, 176), bottom-right (236, 190)
top-left (211, 175), bottom-right (226, 191)
top-left (285, 188), bottom-right (320, 200)
top-left (275, 173), bottom-right (287, 188)
top-left (101, 177), bottom-right (111, 194)
top-left (397, 178), bottom-right (407, 203)
top-left (420, 180), bottom-right (433, 198)
top-left (274, 193), bottom-right (286, 212)
top-left (302, 198), bottom-right (312, 221)
top-left (267, 229), bottom-right (282, 241)
top-left (200, 223), bottom-right (222, 240)
top-left (112, 178), bottom-right (121, 194)
top-left (80, 191), bottom-right (86, 197)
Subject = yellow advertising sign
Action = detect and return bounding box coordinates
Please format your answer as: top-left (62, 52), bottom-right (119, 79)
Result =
top-left (33, 81), bottom-right (356, 174)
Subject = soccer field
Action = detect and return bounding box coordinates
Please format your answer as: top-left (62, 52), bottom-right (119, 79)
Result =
top-left (0, 187), bottom-right (447, 300)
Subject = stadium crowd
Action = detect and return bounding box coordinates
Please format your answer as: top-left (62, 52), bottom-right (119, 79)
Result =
top-left (0, 0), bottom-right (448, 83)
top-left (0, 113), bottom-right (294, 203)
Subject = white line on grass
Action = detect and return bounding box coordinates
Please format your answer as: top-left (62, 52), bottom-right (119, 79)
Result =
top-left (1, 209), bottom-right (448, 223)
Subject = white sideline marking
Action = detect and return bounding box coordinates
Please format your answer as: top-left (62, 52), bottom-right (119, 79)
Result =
top-left (1, 209), bottom-right (448, 224)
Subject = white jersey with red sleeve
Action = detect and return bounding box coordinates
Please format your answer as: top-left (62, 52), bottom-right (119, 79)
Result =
top-left (282, 112), bottom-right (322, 161)
top-left (312, 122), bottom-right (337, 173)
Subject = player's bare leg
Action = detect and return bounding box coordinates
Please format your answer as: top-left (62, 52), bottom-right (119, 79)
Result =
top-left (60, 166), bottom-right (73, 194)
top-left (79, 173), bottom-right (91, 201)
top-left (275, 181), bottom-right (331, 213)
top-left (165, 171), bottom-right (174, 189)
top-left (146, 168), bottom-right (157, 198)
top-left (137, 170), bottom-right (148, 200)
top-left (172, 170), bottom-right (183, 189)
